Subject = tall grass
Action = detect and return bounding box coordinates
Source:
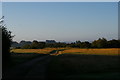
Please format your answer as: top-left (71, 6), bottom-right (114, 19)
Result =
top-left (61, 48), bottom-right (120, 56)
top-left (10, 48), bottom-right (57, 54)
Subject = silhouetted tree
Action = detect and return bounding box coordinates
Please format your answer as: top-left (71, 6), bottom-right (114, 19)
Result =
top-left (0, 16), bottom-right (13, 66)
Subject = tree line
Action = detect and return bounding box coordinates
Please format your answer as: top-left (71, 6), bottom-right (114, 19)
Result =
top-left (11, 38), bottom-right (120, 49)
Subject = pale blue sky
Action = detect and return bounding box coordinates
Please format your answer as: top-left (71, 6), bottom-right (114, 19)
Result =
top-left (0, 2), bottom-right (2, 18)
top-left (2, 0), bottom-right (119, 2)
top-left (2, 2), bottom-right (118, 42)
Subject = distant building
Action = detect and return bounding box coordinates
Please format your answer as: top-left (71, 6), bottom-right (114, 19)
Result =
top-left (46, 40), bottom-right (56, 43)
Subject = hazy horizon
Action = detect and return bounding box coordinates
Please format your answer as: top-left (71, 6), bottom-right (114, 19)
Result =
top-left (2, 2), bottom-right (118, 42)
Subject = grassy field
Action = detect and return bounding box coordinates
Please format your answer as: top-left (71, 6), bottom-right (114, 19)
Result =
top-left (9, 48), bottom-right (120, 67)
top-left (45, 48), bottom-right (120, 79)
top-left (8, 48), bottom-right (120, 79)
top-left (46, 53), bottom-right (120, 79)
top-left (11, 48), bottom-right (120, 55)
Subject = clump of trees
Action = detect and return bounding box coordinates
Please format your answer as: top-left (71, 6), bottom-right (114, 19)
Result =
top-left (91, 38), bottom-right (108, 48)
top-left (74, 38), bottom-right (120, 48)
top-left (91, 38), bottom-right (120, 48)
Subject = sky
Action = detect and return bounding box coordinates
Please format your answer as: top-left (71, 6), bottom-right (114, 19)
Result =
top-left (1, 0), bottom-right (119, 2)
top-left (2, 2), bottom-right (118, 42)
top-left (0, 2), bottom-right (1, 15)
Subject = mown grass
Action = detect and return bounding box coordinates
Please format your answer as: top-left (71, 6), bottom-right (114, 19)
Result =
top-left (46, 53), bottom-right (120, 80)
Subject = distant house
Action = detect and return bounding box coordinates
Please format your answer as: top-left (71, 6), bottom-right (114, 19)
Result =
top-left (46, 40), bottom-right (56, 43)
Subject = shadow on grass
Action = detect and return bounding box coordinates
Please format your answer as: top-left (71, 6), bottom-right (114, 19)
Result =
top-left (4, 53), bottom-right (49, 70)
top-left (46, 54), bottom-right (120, 80)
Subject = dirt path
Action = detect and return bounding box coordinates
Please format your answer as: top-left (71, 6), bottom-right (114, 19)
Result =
top-left (3, 55), bottom-right (52, 80)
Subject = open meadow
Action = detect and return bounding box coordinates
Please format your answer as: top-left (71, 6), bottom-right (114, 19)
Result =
top-left (7, 48), bottom-right (120, 79)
